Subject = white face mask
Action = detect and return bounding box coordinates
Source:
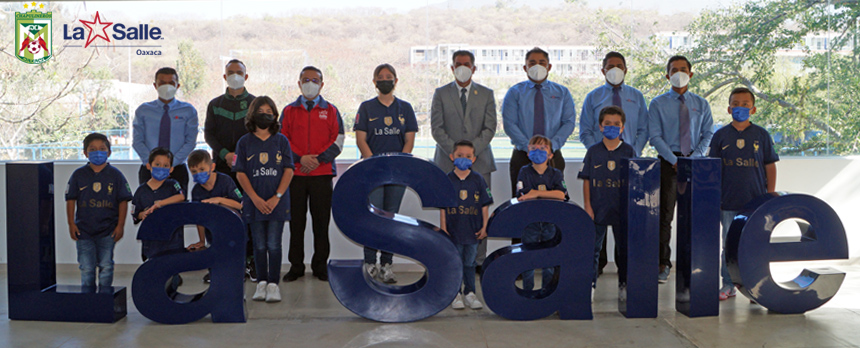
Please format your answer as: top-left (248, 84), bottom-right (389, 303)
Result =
top-left (157, 84), bottom-right (177, 100)
top-left (527, 64), bottom-right (548, 82)
top-left (605, 67), bottom-right (625, 85)
top-left (670, 71), bottom-right (690, 89)
top-left (226, 74), bottom-right (245, 90)
top-left (453, 65), bottom-right (473, 83)
top-left (301, 82), bottom-right (321, 100)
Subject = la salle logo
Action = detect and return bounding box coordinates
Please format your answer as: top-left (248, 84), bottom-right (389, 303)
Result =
top-left (15, 4), bottom-right (52, 64)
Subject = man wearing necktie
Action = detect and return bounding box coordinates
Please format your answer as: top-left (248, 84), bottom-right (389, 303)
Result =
top-left (648, 55), bottom-right (714, 284)
top-left (431, 50), bottom-right (498, 272)
top-left (132, 67), bottom-right (199, 196)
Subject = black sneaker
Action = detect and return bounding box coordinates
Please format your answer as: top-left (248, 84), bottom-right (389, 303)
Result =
top-left (246, 262), bottom-right (258, 283)
top-left (203, 272), bottom-right (211, 283)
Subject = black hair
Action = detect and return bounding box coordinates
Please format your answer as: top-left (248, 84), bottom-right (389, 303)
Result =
top-left (83, 133), bottom-right (110, 152)
top-left (299, 66), bottom-right (324, 81)
top-left (666, 55), bottom-right (692, 73)
top-left (187, 149), bottom-right (212, 169)
top-left (602, 51), bottom-right (626, 68)
top-left (452, 50), bottom-right (475, 65)
top-left (599, 105), bottom-right (626, 125)
top-left (525, 47), bottom-right (549, 62)
top-left (373, 63), bottom-right (397, 79)
top-left (225, 59), bottom-right (246, 71)
top-left (453, 140), bottom-right (475, 154)
top-left (148, 147), bottom-right (174, 165)
top-left (729, 87), bottom-right (756, 106)
top-left (245, 96), bottom-right (280, 135)
top-left (154, 67), bottom-right (179, 82)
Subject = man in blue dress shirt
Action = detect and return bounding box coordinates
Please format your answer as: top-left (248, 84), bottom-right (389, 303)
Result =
top-left (133, 67), bottom-right (199, 195)
top-left (502, 47), bottom-right (576, 199)
top-left (648, 55), bottom-right (714, 283)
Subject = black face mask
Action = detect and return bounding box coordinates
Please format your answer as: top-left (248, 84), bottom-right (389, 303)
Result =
top-left (254, 113), bottom-right (275, 130)
top-left (376, 80), bottom-right (395, 95)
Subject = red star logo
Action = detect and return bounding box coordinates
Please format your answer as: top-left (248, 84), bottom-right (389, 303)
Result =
top-left (79, 11), bottom-right (113, 48)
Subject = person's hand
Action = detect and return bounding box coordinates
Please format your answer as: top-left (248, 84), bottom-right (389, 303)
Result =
top-left (265, 196), bottom-right (280, 213)
top-left (673, 163), bottom-right (678, 172)
top-left (187, 241), bottom-right (205, 251)
top-left (251, 195), bottom-right (271, 214)
top-left (476, 228), bottom-right (487, 240)
top-left (69, 223), bottom-right (80, 241)
top-left (300, 155), bottom-right (319, 172)
top-left (585, 206), bottom-right (594, 220)
top-left (225, 152), bottom-right (235, 168)
top-left (201, 197), bottom-right (222, 205)
top-left (111, 226), bottom-right (124, 242)
top-left (517, 191), bottom-right (536, 202)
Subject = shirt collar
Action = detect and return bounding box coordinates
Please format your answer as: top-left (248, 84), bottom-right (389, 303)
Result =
top-left (668, 89), bottom-right (685, 99)
top-left (300, 95), bottom-right (322, 107)
top-left (157, 97), bottom-right (179, 109)
top-left (454, 81), bottom-right (472, 93)
top-left (224, 88), bottom-right (250, 100)
top-left (604, 82), bottom-right (624, 91)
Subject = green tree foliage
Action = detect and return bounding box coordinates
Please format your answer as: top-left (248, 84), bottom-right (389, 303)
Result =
top-left (175, 39), bottom-right (207, 101)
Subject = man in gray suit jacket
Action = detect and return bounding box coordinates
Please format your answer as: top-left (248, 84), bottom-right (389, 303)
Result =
top-left (431, 50), bottom-right (497, 268)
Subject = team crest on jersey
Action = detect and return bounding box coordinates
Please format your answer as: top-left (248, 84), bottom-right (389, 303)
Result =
top-left (384, 117), bottom-right (393, 126)
top-left (93, 182), bottom-right (101, 193)
top-left (260, 153), bottom-right (269, 165)
top-left (538, 184), bottom-right (546, 191)
top-left (398, 115), bottom-right (405, 125)
top-left (754, 141), bottom-right (760, 153)
top-left (737, 139), bottom-right (745, 149)
top-left (319, 110), bottom-right (328, 120)
top-left (460, 190), bottom-right (468, 200)
top-left (15, 9), bottom-right (53, 64)
top-left (107, 183), bottom-right (114, 195)
top-left (607, 160), bottom-right (616, 171)
top-left (474, 191), bottom-right (480, 203)
top-left (276, 152), bottom-right (282, 165)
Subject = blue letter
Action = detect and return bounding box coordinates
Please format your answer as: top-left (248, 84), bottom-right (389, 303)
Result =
top-left (619, 158), bottom-right (660, 318)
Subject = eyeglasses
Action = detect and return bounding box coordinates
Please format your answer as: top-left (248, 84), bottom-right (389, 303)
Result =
top-left (301, 78), bottom-right (321, 84)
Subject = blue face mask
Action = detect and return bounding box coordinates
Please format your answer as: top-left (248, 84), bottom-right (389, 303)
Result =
top-left (732, 107), bottom-right (751, 122)
top-left (193, 170), bottom-right (211, 185)
top-left (453, 157), bottom-right (473, 170)
top-left (88, 150), bottom-right (108, 166)
top-left (602, 125), bottom-right (621, 140)
top-left (151, 166), bottom-right (170, 181)
top-left (528, 149), bottom-right (548, 164)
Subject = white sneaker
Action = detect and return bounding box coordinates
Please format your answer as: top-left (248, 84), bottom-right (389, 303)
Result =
top-left (365, 263), bottom-right (379, 279)
top-left (380, 264), bottom-right (397, 284)
top-left (464, 292), bottom-right (483, 309)
top-left (451, 293), bottom-right (465, 309)
top-left (252, 281), bottom-right (267, 301)
top-left (619, 284), bottom-right (627, 302)
top-left (265, 283), bottom-right (281, 302)
top-left (591, 287), bottom-right (595, 303)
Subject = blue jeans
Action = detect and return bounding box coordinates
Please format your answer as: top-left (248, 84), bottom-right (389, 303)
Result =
top-left (721, 210), bottom-right (739, 288)
top-left (456, 243), bottom-right (479, 294)
top-left (250, 220), bottom-right (285, 283)
top-left (521, 222), bottom-right (558, 290)
top-left (364, 184), bottom-right (406, 265)
top-left (76, 234), bottom-right (115, 288)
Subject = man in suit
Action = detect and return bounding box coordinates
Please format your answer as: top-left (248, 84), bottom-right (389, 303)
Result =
top-left (431, 49), bottom-right (497, 270)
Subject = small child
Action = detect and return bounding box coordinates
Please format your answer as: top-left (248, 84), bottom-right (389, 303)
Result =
top-left (516, 135), bottom-right (569, 292)
top-left (578, 105), bottom-right (636, 301)
top-left (440, 140), bottom-right (493, 310)
top-left (65, 133), bottom-right (133, 289)
top-left (233, 96), bottom-right (295, 303)
top-left (132, 147), bottom-right (187, 265)
top-left (708, 87), bottom-right (778, 301)
top-left (188, 149), bottom-right (244, 282)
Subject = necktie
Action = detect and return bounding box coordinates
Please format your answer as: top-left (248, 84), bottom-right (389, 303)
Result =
top-left (158, 104), bottom-right (171, 149)
top-left (679, 94), bottom-right (692, 156)
top-left (460, 88), bottom-right (467, 114)
top-left (533, 84), bottom-right (545, 136)
top-left (612, 86), bottom-right (622, 108)
top-left (306, 100), bottom-right (314, 112)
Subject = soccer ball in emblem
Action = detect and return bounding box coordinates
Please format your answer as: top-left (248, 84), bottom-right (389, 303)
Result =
top-left (28, 40), bottom-right (42, 54)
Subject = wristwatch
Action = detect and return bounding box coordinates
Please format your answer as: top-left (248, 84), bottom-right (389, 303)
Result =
top-left (276, 192), bottom-right (283, 198)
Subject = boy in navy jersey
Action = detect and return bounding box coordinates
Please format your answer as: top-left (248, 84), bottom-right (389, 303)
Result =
top-left (440, 140), bottom-right (493, 310)
top-left (578, 106), bottom-right (636, 301)
top-left (708, 87), bottom-right (778, 300)
top-left (132, 148), bottom-right (187, 264)
top-left (516, 135), bottom-right (569, 292)
top-left (66, 133), bottom-right (133, 289)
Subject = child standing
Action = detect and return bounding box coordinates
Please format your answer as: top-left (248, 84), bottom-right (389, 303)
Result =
top-left (132, 147), bottom-right (187, 266)
top-left (440, 140), bottom-right (493, 310)
top-left (708, 87), bottom-right (778, 300)
top-left (578, 106), bottom-right (637, 301)
top-left (233, 96), bottom-right (295, 303)
top-left (65, 133), bottom-right (133, 289)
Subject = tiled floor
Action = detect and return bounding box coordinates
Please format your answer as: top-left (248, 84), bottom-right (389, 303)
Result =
top-left (2, 263), bottom-right (860, 348)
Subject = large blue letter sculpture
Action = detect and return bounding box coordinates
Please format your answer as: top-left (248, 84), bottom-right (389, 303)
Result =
top-left (726, 193), bottom-right (849, 314)
top-left (132, 202), bottom-right (246, 324)
top-left (328, 154), bottom-right (461, 322)
top-left (619, 158), bottom-right (660, 318)
top-left (482, 199), bottom-right (595, 320)
top-left (6, 162), bottom-right (126, 323)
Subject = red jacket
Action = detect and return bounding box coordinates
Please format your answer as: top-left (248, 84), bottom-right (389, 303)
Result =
top-left (280, 96), bottom-right (344, 176)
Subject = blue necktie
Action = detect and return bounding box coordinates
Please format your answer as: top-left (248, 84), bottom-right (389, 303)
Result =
top-left (158, 104), bottom-right (171, 149)
top-left (306, 100), bottom-right (314, 112)
top-left (533, 84), bottom-right (545, 136)
top-left (612, 86), bottom-right (622, 107)
top-left (679, 94), bottom-right (692, 156)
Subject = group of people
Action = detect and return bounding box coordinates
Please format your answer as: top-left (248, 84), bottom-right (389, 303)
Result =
top-left (63, 46), bottom-right (779, 310)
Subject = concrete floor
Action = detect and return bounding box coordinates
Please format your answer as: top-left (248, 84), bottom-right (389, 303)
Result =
top-left (2, 264), bottom-right (860, 348)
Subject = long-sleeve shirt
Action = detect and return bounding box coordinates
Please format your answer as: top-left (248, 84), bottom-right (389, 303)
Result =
top-left (133, 98), bottom-right (198, 165)
top-left (502, 79), bottom-right (576, 152)
top-left (579, 83), bottom-right (649, 156)
top-left (648, 89), bottom-right (714, 165)
top-left (204, 89), bottom-right (255, 172)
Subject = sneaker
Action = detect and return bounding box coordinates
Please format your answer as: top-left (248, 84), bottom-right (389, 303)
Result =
top-left (252, 281), bottom-right (267, 301)
top-left (619, 284), bottom-right (627, 302)
top-left (247, 261), bottom-right (258, 282)
top-left (658, 265), bottom-right (670, 284)
top-left (380, 264), bottom-right (397, 284)
top-left (365, 263), bottom-right (379, 279)
top-left (464, 292), bottom-right (483, 309)
top-left (451, 293), bottom-right (465, 309)
top-left (265, 283), bottom-right (281, 302)
top-left (591, 287), bottom-right (595, 303)
top-left (719, 284), bottom-right (737, 301)
top-left (203, 272), bottom-right (211, 283)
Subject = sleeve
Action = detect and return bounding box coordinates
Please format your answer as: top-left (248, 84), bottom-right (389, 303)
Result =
top-left (634, 92), bottom-right (650, 156)
top-left (478, 175), bottom-right (494, 206)
top-left (552, 170), bottom-right (570, 201)
top-left (404, 102), bottom-right (418, 132)
top-left (225, 178), bottom-right (243, 202)
top-left (116, 171), bottom-right (133, 202)
top-left (131, 192), bottom-right (144, 223)
top-left (281, 136), bottom-right (296, 170)
top-left (502, 86), bottom-right (529, 150)
top-left (204, 99), bottom-right (227, 160)
top-left (175, 106), bottom-right (199, 166)
top-left (232, 138), bottom-right (247, 173)
top-left (353, 103), bottom-right (368, 132)
top-left (763, 130), bottom-right (780, 164)
top-left (648, 97), bottom-right (677, 164)
top-left (473, 87), bottom-right (498, 157)
top-left (550, 86), bottom-right (577, 152)
top-left (707, 130), bottom-right (721, 158)
top-left (579, 91), bottom-right (599, 149)
top-left (132, 105), bottom-right (150, 162)
top-left (693, 99), bottom-right (714, 158)
top-left (516, 167), bottom-right (529, 197)
top-left (280, 106), bottom-right (303, 164)
top-left (169, 179), bottom-right (184, 197)
top-left (430, 88), bottom-right (455, 154)
top-left (577, 151), bottom-right (592, 180)
top-left (317, 106), bottom-right (344, 163)
top-left (65, 171), bottom-right (79, 201)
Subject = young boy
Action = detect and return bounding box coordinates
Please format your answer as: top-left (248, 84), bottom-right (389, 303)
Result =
top-left (132, 148), bottom-right (187, 264)
top-left (578, 105), bottom-right (637, 301)
top-left (66, 133), bottom-right (133, 289)
top-left (516, 135), bottom-right (569, 292)
top-left (440, 140), bottom-right (493, 310)
top-left (708, 87), bottom-right (778, 300)
top-left (188, 149), bottom-right (244, 282)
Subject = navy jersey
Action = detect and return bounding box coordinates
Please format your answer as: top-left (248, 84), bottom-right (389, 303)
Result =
top-left (708, 123), bottom-right (779, 211)
top-left (65, 164), bottom-right (133, 239)
top-left (577, 141), bottom-right (636, 225)
top-left (233, 133), bottom-right (295, 222)
top-left (191, 172), bottom-right (243, 205)
top-left (353, 97), bottom-right (418, 154)
top-left (444, 171), bottom-right (494, 245)
top-left (516, 165), bottom-right (569, 201)
top-left (131, 179), bottom-right (184, 223)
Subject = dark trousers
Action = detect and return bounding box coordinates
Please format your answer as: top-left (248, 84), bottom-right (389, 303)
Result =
top-left (509, 149), bottom-right (565, 245)
top-left (287, 175), bottom-right (333, 276)
top-left (659, 155), bottom-right (680, 268)
top-left (139, 163), bottom-right (189, 198)
top-left (215, 168), bottom-right (256, 273)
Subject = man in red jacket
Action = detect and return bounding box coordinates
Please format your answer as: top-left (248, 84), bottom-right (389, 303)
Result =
top-left (280, 66), bottom-right (345, 281)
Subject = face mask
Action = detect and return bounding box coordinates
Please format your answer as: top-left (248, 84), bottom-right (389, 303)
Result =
top-left (226, 74), bottom-right (245, 90)
top-left (454, 66), bottom-right (473, 83)
top-left (669, 72), bottom-right (690, 89)
top-left (254, 113), bottom-right (275, 130)
top-left (528, 149), bottom-right (548, 165)
top-left (157, 84), bottom-right (177, 100)
top-left (151, 166), bottom-right (170, 181)
top-left (453, 157), bottom-right (473, 170)
top-left (732, 107), bottom-right (751, 122)
top-left (301, 82), bottom-right (321, 100)
top-left (527, 64), bottom-right (548, 82)
top-left (376, 80), bottom-right (395, 95)
top-left (193, 170), bottom-right (211, 185)
top-left (605, 67), bottom-right (625, 85)
top-left (88, 150), bottom-right (108, 166)
top-left (602, 125), bottom-right (621, 140)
